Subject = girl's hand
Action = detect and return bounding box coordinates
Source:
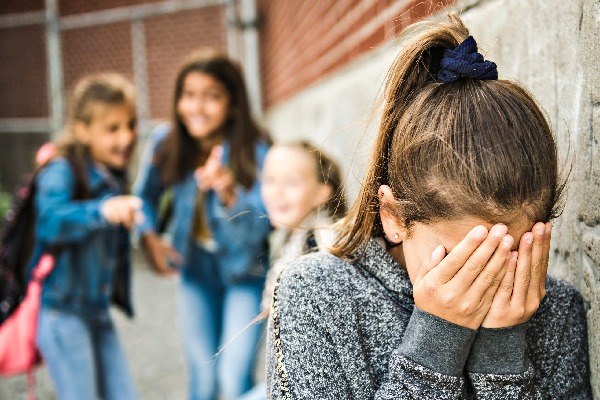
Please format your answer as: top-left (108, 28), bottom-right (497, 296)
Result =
top-left (101, 195), bottom-right (144, 229)
top-left (141, 232), bottom-right (180, 277)
top-left (195, 145), bottom-right (236, 208)
top-left (413, 224), bottom-right (514, 330)
top-left (481, 222), bottom-right (551, 328)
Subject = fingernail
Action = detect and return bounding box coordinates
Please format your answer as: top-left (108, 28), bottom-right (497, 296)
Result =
top-left (526, 235), bottom-right (534, 245)
top-left (492, 224), bottom-right (508, 238)
top-left (502, 236), bottom-right (514, 248)
top-left (472, 226), bottom-right (487, 239)
top-left (431, 245), bottom-right (445, 260)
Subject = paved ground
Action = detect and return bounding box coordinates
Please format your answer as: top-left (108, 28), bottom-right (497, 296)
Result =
top-left (0, 251), bottom-right (188, 400)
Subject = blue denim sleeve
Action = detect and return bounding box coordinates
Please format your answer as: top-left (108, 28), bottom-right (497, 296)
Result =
top-left (35, 158), bottom-right (110, 245)
top-left (213, 141), bottom-right (271, 247)
top-left (133, 123), bottom-right (170, 235)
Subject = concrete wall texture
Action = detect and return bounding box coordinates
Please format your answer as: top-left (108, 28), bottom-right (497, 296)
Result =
top-left (264, 0), bottom-right (600, 395)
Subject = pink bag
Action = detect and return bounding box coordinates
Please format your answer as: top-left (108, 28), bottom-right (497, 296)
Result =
top-left (0, 254), bottom-right (54, 399)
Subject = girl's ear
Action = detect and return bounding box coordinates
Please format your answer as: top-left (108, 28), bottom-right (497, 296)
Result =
top-left (378, 185), bottom-right (406, 244)
top-left (316, 183), bottom-right (334, 207)
top-left (73, 121), bottom-right (90, 145)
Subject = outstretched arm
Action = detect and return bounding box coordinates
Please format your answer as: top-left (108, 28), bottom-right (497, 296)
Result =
top-left (36, 159), bottom-right (111, 245)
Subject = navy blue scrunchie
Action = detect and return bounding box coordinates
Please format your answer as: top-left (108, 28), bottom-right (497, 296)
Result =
top-left (437, 36), bottom-right (498, 83)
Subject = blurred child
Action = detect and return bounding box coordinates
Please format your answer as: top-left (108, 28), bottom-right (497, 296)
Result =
top-left (135, 49), bottom-right (271, 400)
top-left (260, 141), bottom-right (346, 310)
top-left (34, 73), bottom-right (141, 400)
top-left (239, 141), bottom-right (346, 400)
top-left (266, 13), bottom-right (592, 398)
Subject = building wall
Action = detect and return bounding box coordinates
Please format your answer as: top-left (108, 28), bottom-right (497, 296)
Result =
top-left (62, 22), bottom-right (135, 94)
top-left (0, 0), bottom-right (227, 191)
top-left (263, 0), bottom-right (600, 395)
top-left (0, 2), bottom-right (49, 189)
top-left (258, 0), bottom-right (456, 108)
top-left (145, 6), bottom-right (227, 120)
top-left (460, 1), bottom-right (599, 396)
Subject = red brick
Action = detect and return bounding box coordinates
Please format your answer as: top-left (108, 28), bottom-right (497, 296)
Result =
top-left (0, 25), bottom-right (47, 118)
top-left (0, 0), bottom-right (44, 15)
top-left (145, 6), bottom-right (226, 119)
top-left (59, 0), bottom-right (164, 16)
top-left (259, 0), bottom-right (457, 107)
top-left (62, 22), bottom-right (134, 95)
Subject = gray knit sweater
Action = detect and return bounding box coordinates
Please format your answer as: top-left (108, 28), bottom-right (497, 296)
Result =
top-left (266, 238), bottom-right (592, 399)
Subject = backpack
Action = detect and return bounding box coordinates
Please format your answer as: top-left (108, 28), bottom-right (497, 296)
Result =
top-left (0, 171), bottom-right (53, 399)
top-left (0, 254), bottom-right (54, 377)
top-left (0, 154), bottom-right (88, 326)
top-left (0, 171), bottom-right (39, 325)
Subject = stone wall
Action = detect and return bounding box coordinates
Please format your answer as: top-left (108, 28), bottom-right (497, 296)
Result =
top-left (462, 1), bottom-right (599, 396)
top-left (264, 0), bottom-right (599, 394)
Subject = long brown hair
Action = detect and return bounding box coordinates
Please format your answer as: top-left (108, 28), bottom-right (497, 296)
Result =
top-left (331, 13), bottom-right (566, 259)
top-left (157, 49), bottom-right (270, 187)
top-left (54, 73), bottom-right (136, 198)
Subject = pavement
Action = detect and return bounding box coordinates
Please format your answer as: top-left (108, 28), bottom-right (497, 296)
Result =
top-left (0, 251), bottom-right (189, 400)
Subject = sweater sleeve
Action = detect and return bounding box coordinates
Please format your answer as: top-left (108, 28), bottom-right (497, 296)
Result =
top-left (374, 308), bottom-right (474, 399)
top-left (267, 268), bottom-right (475, 399)
top-left (465, 280), bottom-right (592, 399)
top-left (266, 269), bottom-right (354, 399)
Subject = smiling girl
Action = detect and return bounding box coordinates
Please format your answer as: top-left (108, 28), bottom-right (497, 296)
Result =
top-left (34, 73), bottom-right (141, 400)
top-left (260, 141), bottom-right (346, 311)
top-left (135, 49), bottom-right (271, 400)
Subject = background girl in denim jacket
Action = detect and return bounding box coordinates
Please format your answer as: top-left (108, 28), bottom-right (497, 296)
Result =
top-left (35, 73), bottom-right (141, 400)
top-left (134, 49), bottom-right (271, 400)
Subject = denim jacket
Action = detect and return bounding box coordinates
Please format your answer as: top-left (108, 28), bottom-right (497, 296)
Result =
top-left (33, 157), bottom-right (133, 320)
top-left (134, 123), bottom-right (271, 284)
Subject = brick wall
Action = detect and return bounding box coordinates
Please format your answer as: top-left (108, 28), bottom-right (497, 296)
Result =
top-left (59, 0), bottom-right (164, 16)
top-left (0, 0), bottom-right (43, 14)
top-left (0, 0), bottom-right (226, 191)
top-left (62, 22), bottom-right (134, 95)
top-left (145, 6), bottom-right (227, 120)
top-left (258, 0), bottom-right (456, 108)
top-left (0, 24), bottom-right (47, 118)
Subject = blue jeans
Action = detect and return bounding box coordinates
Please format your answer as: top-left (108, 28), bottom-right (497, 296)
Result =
top-left (179, 247), bottom-right (264, 400)
top-left (37, 308), bottom-right (138, 400)
top-left (238, 382), bottom-right (266, 400)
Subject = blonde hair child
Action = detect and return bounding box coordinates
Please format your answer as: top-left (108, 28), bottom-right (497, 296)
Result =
top-left (261, 141), bottom-right (346, 310)
top-left (34, 73), bottom-right (141, 400)
top-left (238, 141), bottom-right (346, 400)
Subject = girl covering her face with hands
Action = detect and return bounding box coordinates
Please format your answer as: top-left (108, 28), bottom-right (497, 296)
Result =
top-left (135, 49), bottom-right (271, 400)
top-left (266, 13), bottom-right (591, 399)
top-left (34, 73), bottom-right (140, 400)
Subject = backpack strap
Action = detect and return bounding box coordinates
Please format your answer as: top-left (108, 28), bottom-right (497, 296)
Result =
top-left (271, 275), bottom-right (291, 399)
